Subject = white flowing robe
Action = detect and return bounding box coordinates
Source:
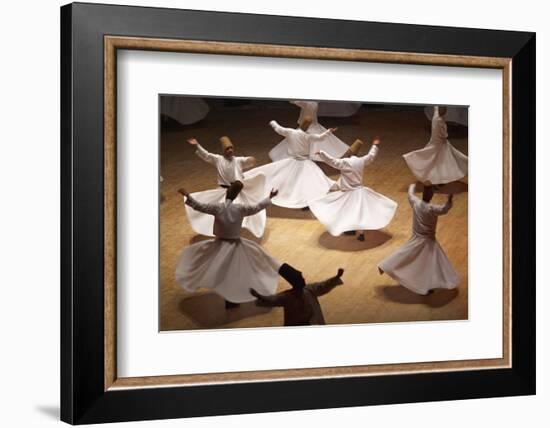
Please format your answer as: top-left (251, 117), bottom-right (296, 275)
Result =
top-left (160, 97), bottom-right (209, 125)
top-left (269, 101), bottom-right (349, 162)
top-left (309, 145), bottom-right (398, 235)
top-left (317, 102), bottom-right (362, 118)
top-left (176, 195), bottom-right (281, 303)
top-left (377, 184), bottom-right (459, 295)
top-left (403, 107), bottom-right (468, 184)
top-left (185, 144), bottom-right (267, 238)
top-left (245, 121), bottom-right (335, 209)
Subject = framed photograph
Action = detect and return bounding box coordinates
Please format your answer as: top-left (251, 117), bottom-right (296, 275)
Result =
top-left (61, 2), bottom-right (535, 424)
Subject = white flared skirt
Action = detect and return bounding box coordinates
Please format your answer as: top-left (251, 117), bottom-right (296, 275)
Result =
top-left (403, 141), bottom-right (468, 184)
top-left (245, 158), bottom-right (334, 209)
top-left (184, 174), bottom-right (267, 238)
top-left (378, 236), bottom-right (459, 295)
top-left (309, 187), bottom-right (398, 236)
top-left (269, 122), bottom-right (349, 162)
top-left (175, 238), bottom-right (281, 303)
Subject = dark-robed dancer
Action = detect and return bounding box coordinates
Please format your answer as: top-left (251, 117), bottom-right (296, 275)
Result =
top-left (249, 264), bottom-right (344, 326)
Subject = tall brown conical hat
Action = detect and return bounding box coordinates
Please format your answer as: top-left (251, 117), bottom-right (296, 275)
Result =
top-left (341, 139), bottom-right (364, 158)
top-left (220, 136), bottom-right (234, 150)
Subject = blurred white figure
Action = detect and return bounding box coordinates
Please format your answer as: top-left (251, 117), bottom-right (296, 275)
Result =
top-left (318, 102), bottom-right (361, 117)
top-left (269, 101), bottom-right (349, 162)
top-left (161, 97), bottom-right (209, 125)
top-left (403, 106), bottom-right (468, 185)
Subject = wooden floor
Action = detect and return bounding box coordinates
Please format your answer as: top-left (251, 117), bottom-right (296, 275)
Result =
top-left (159, 104), bottom-right (468, 331)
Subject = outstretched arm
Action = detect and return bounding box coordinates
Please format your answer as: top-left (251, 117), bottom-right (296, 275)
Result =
top-left (269, 120), bottom-right (293, 138)
top-left (316, 150), bottom-right (347, 170)
top-left (431, 194), bottom-right (453, 216)
top-left (239, 189), bottom-right (278, 217)
top-left (360, 143), bottom-right (380, 166)
top-left (307, 268), bottom-right (344, 297)
top-left (188, 138), bottom-right (220, 165)
top-left (307, 127), bottom-right (336, 142)
top-left (249, 288), bottom-right (286, 307)
top-left (238, 156), bottom-right (256, 170)
top-left (178, 188), bottom-right (222, 216)
top-left (407, 183), bottom-right (420, 207)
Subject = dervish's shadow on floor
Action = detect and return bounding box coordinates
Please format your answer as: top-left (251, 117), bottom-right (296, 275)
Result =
top-left (375, 284), bottom-right (459, 308)
top-left (178, 293), bottom-right (272, 328)
top-left (266, 205), bottom-right (315, 220)
top-left (189, 228), bottom-right (268, 245)
top-left (318, 230), bottom-right (392, 251)
top-left (401, 181), bottom-right (468, 195)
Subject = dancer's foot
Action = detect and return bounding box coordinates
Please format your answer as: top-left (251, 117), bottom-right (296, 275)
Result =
top-left (357, 233), bottom-right (365, 242)
top-left (225, 300), bottom-right (240, 309)
top-left (427, 289), bottom-right (434, 295)
top-left (343, 231), bottom-right (356, 236)
top-left (301, 206), bottom-right (310, 211)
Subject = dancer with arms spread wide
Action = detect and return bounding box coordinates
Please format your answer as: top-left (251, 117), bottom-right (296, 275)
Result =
top-left (403, 106), bottom-right (468, 185)
top-left (184, 136), bottom-right (267, 238)
top-left (309, 137), bottom-right (398, 241)
top-left (269, 100), bottom-right (349, 162)
top-left (378, 182), bottom-right (459, 295)
top-left (250, 264), bottom-right (345, 326)
top-left (245, 116), bottom-right (336, 209)
top-left (176, 181), bottom-right (280, 308)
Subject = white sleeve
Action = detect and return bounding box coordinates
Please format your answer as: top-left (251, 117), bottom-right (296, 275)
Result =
top-left (238, 197), bottom-right (271, 217)
top-left (195, 144), bottom-right (221, 165)
top-left (185, 194), bottom-right (222, 216)
top-left (407, 183), bottom-right (420, 207)
top-left (269, 120), bottom-right (293, 138)
top-left (360, 145), bottom-right (379, 166)
top-left (430, 199), bottom-right (453, 216)
top-left (318, 150), bottom-right (346, 170)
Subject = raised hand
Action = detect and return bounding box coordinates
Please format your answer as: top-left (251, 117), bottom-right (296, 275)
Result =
top-left (337, 268), bottom-right (344, 278)
top-left (269, 188), bottom-right (279, 199)
top-left (328, 127), bottom-right (338, 134)
top-left (372, 137), bottom-right (381, 145)
top-left (177, 188), bottom-right (189, 197)
top-left (186, 138), bottom-right (198, 145)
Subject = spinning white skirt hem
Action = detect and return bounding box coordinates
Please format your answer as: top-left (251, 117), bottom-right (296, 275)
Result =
top-left (309, 187), bottom-right (398, 236)
top-left (175, 238), bottom-right (281, 303)
top-left (377, 236), bottom-right (459, 295)
top-left (245, 158), bottom-right (334, 209)
top-left (403, 141), bottom-right (468, 185)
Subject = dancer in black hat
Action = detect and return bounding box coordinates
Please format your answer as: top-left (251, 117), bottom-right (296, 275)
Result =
top-left (249, 265), bottom-right (344, 326)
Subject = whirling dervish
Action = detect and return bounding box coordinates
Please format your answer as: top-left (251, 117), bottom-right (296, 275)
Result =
top-left (250, 264), bottom-right (345, 326)
top-left (183, 136), bottom-right (267, 238)
top-left (378, 182), bottom-right (459, 295)
top-left (176, 181), bottom-right (281, 308)
top-left (403, 106), bottom-right (468, 185)
top-left (245, 117), bottom-right (337, 209)
top-left (309, 137), bottom-right (398, 241)
top-left (269, 100), bottom-right (350, 162)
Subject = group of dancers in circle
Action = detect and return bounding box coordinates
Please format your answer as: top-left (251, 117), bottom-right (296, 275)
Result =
top-left (174, 101), bottom-right (468, 326)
